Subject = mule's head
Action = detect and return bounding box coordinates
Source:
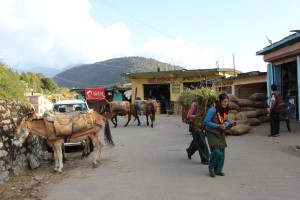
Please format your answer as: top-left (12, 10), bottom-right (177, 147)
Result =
top-left (14, 118), bottom-right (30, 147)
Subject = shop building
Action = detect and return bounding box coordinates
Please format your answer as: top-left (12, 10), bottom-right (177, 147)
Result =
top-left (256, 31), bottom-right (300, 120)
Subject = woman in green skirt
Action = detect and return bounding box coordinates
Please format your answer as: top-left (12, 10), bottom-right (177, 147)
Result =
top-left (203, 93), bottom-right (230, 178)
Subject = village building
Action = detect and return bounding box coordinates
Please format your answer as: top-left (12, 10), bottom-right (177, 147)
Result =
top-left (256, 31), bottom-right (300, 120)
top-left (125, 68), bottom-right (237, 114)
top-left (212, 71), bottom-right (267, 99)
top-left (26, 93), bottom-right (53, 117)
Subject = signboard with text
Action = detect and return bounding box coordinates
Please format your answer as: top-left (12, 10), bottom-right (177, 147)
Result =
top-left (84, 88), bottom-right (105, 100)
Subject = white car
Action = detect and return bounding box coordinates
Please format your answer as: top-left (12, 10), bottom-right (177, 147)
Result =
top-left (51, 99), bottom-right (92, 149)
top-left (53, 99), bottom-right (89, 113)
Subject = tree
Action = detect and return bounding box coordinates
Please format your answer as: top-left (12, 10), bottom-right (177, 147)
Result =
top-left (0, 62), bottom-right (27, 101)
top-left (41, 78), bottom-right (58, 92)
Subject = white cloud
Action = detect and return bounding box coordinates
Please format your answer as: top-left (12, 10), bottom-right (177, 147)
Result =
top-left (0, 0), bottom-right (264, 72)
top-left (134, 37), bottom-right (218, 69)
top-left (0, 0), bottom-right (131, 69)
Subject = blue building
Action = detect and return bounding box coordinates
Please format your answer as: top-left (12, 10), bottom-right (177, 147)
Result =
top-left (256, 31), bottom-right (300, 120)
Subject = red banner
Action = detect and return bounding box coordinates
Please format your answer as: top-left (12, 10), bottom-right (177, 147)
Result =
top-left (84, 88), bottom-right (105, 100)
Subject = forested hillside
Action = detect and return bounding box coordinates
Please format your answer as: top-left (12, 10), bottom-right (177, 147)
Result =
top-left (54, 57), bottom-right (183, 88)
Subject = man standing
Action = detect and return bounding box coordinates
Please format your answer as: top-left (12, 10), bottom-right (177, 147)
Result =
top-left (269, 84), bottom-right (280, 137)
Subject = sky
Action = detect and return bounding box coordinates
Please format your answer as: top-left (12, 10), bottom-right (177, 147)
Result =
top-left (0, 0), bottom-right (300, 73)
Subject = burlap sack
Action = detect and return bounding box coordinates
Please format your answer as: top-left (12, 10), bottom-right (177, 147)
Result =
top-left (255, 108), bottom-right (269, 117)
top-left (254, 101), bottom-right (269, 109)
top-left (249, 93), bottom-right (268, 101)
top-left (227, 124), bottom-right (252, 135)
top-left (234, 112), bottom-right (248, 120)
top-left (72, 113), bottom-right (94, 133)
top-left (228, 113), bottom-right (236, 121)
top-left (110, 101), bottom-right (131, 113)
top-left (248, 118), bottom-right (261, 126)
top-left (234, 119), bottom-right (249, 125)
top-left (237, 99), bottom-right (254, 107)
top-left (227, 94), bottom-right (239, 103)
top-left (228, 102), bottom-right (240, 111)
top-left (242, 111), bottom-right (257, 118)
top-left (240, 107), bottom-right (255, 111)
top-left (258, 115), bottom-right (270, 123)
top-left (229, 110), bottom-right (239, 115)
top-left (54, 113), bottom-right (73, 136)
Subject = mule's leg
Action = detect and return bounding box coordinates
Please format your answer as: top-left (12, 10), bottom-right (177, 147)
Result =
top-left (111, 117), bottom-right (117, 127)
top-left (62, 143), bottom-right (67, 163)
top-left (124, 113), bottom-right (131, 127)
top-left (52, 143), bottom-right (59, 171)
top-left (146, 114), bottom-right (149, 126)
top-left (136, 115), bottom-right (141, 126)
top-left (89, 134), bottom-right (102, 168)
top-left (53, 141), bottom-right (63, 173)
top-left (151, 114), bottom-right (154, 128)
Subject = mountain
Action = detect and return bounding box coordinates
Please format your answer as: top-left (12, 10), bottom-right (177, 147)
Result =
top-left (28, 67), bottom-right (61, 78)
top-left (54, 57), bottom-right (184, 88)
top-left (27, 63), bottom-right (83, 78)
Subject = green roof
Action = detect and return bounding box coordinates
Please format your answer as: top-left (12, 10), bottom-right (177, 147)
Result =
top-left (125, 68), bottom-right (237, 77)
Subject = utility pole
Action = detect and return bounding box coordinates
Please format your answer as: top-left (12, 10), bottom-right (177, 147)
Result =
top-left (232, 53), bottom-right (236, 76)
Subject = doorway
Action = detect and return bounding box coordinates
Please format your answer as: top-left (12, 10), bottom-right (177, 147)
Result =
top-left (143, 84), bottom-right (170, 113)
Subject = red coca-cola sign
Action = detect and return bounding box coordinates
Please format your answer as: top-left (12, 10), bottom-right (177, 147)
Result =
top-left (84, 88), bottom-right (105, 100)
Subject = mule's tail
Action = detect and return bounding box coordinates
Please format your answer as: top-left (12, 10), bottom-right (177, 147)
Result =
top-left (104, 120), bottom-right (115, 148)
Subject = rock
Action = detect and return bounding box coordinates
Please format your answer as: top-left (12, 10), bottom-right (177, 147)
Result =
top-left (0, 150), bottom-right (8, 158)
top-left (34, 175), bottom-right (44, 181)
top-left (27, 154), bottom-right (40, 169)
top-left (0, 170), bottom-right (9, 182)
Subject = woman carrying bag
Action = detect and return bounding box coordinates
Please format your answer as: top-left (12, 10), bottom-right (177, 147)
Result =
top-left (203, 93), bottom-right (230, 178)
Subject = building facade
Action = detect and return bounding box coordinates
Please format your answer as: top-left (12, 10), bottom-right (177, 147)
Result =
top-left (126, 68), bottom-right (237, 113)
top-left (257, 32), bottom-right (300, 120)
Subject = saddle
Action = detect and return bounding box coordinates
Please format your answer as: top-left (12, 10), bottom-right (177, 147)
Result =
top-left (43, 110), bottom-right (94, 136)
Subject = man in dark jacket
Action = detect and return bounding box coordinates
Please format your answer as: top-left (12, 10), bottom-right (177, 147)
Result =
top-left (269, 84), bottom-right (280, 137)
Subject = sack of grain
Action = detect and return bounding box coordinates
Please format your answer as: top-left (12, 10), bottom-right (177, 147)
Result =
top-left (227, 124), bottom-right (252, 136)
top-left (255, 108), bottom-right (269, 117)
top-left (237, 99), bottom-right (254, 107)
top-left (228, 113), bottom-right (236, 121)
top-left (228, 102), bottom-right (240, 111)
top-left (229, 110), bottom-right (239, 115)
top-left (248, 118), bottom-right (261, 126)
top-left (234, 112), bottom-right (248, 120)
top-left (234, 119), bottom-right (249, 125)
top-left (227, 94), bottom-right (239, 103)
top-left (254, 101), bottom-right (269, 109)
top-left (258, 115), bottom-right (270, 123)
top-left (243, 111), bottom-right (258, 118)
top-left (249, 93), bottom-right (268, 101)
top-left (240, 107), bottom-right (255, 111)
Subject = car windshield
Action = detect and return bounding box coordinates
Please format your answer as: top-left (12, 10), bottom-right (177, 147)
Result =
top-left (53, 103), bottom-right (88, 113)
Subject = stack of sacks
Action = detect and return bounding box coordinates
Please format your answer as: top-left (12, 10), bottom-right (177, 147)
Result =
top-left (249, 93), bottom-right (270, 123)
top-left (235, 98), bottom-right (260, 126)
top-left (227, 96), bottom-right (253, 136)
top-left (227, 94), bottom-right (239, 115)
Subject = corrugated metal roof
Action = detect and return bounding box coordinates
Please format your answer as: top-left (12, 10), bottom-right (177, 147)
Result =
top-left (256, 33), bottom-right (300, 55)
top-left (211, 71), bottom-right (266, 83)
top-left (125, 68), bottom-right (237, 77)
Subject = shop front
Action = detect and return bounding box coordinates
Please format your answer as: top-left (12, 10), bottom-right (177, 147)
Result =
top-left (256, 32), bottom-right (300, 120)
top-left (126, 68), bottom-right (237, 114)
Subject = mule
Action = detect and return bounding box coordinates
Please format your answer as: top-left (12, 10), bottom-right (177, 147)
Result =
top-left (140, 100), bottom-right (157, 128)
top-left (108, 101), bottom-right (141, 128)
top-left (15, 110), bottom-right (114, 173)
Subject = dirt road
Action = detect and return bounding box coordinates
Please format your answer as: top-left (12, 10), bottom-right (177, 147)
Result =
top-left (6, 114), bottom-right (300, 200)
top-left (42, 115), bottom-right (300, 200)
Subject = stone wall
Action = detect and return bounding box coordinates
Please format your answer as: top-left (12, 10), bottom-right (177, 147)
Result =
top-left (0, 99), bottom-right (45, 182)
